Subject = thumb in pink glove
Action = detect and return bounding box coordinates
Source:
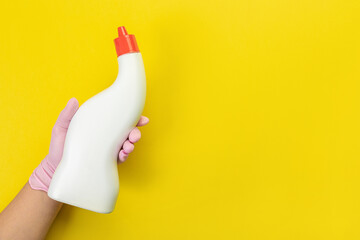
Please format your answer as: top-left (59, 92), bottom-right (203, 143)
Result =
top-left (29, 98), bottom-right (149, 192)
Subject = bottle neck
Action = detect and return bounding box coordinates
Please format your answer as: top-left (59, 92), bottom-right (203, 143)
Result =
top-left (112, 52), bottom-right (144, 87)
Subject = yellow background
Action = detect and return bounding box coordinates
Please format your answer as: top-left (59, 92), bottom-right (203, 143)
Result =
top-left (0, 0), bottom-right (360, 239)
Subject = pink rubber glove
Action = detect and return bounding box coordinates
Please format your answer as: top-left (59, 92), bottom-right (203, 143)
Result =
top-left (29, 98), bottom-right (149, 192)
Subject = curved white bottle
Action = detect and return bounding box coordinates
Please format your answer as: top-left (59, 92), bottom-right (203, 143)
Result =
top-left (48, 27), bottom-right (146, 213)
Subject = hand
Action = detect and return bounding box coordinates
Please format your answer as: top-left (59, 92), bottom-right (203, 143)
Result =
top-left (29, 98), bottom-right (149, 192)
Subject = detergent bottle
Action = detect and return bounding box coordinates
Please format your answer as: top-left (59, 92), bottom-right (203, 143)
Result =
top-left (47, 26), bottom-right (146, 213)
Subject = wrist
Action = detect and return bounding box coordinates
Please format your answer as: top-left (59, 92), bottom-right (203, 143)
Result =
top-left (29, 156), bottom-right (55, 192)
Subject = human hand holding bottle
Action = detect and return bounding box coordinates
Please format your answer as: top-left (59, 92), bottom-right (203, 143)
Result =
top-left (0, 98), bottom-right (149, 240)
top-left (29, 98), bottom-right (149, 192)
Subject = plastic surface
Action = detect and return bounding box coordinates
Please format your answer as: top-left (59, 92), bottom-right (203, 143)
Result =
top-left (114, 26), bottom-right (139, 57)
top-left (47, 29), bottom-right (146, 213)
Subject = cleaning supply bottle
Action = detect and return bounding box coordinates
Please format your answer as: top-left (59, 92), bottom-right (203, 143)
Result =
top-left (47, 26), bottom-right (146, 213)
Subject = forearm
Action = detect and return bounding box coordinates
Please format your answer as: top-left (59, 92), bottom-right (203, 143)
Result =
top-left (0, 100), bottom-right (79, 239)
top-left (0, 182), bottom-right (62, 240)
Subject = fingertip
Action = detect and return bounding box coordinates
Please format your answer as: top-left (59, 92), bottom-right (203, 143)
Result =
top-left (67, 98), bottom-right (79, 112)
top-left (122, 140), bottom-right (135, 154)
top-left (129, 128), bottom-right (141, 143)
top-left (62, 98), bottom-right (79, 117)
top-left (56, 98), bottom-right (79, 129)
top-left (137, 116), bottom-right (149, 126)
top-left (118, 150), bottom-right (128, 163)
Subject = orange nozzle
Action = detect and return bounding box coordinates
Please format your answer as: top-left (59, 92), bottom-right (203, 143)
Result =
top-left (118, 26), bottom-right (128, 35)
top-left (114, 26), bottom-right (139, 57)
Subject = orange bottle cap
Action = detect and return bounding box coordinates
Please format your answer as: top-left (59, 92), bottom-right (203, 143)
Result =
top-left (114, 26), bottom-right (140, 57)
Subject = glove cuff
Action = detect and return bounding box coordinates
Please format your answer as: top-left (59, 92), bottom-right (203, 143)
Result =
top-left (29, 157), bottom-right (55, 192)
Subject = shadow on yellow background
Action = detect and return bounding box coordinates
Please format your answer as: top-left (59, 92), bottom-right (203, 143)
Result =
top-left (1, 0), bottom-right (360, 239)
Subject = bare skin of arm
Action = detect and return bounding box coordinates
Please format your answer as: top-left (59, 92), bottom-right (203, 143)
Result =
top-left (0, 183), bottom-right (62, 240)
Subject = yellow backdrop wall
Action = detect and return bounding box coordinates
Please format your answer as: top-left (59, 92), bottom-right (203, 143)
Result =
top-left (1, 0), bottom-right (360, 239)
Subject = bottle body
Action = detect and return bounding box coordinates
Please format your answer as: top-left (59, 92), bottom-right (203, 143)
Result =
top-left (48, 52), bottom-right (146, 213)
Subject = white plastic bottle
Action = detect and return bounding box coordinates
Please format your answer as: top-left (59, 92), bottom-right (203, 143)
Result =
top-left (47, 26), bottom-right (146, 213)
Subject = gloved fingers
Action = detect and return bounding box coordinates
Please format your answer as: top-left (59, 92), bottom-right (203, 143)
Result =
top-left (128, 116), bottom-right (148, 143)
top-left (136, 116), bottom-right (149, 126)
top-left (55, 98), bottom-right (79, 130)
top-left (118, 150), bottom-right (129, 162)
top-left (122, 140), bottom-right (135, 154)
top-left (118, 116), bottom-right (149, 163)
